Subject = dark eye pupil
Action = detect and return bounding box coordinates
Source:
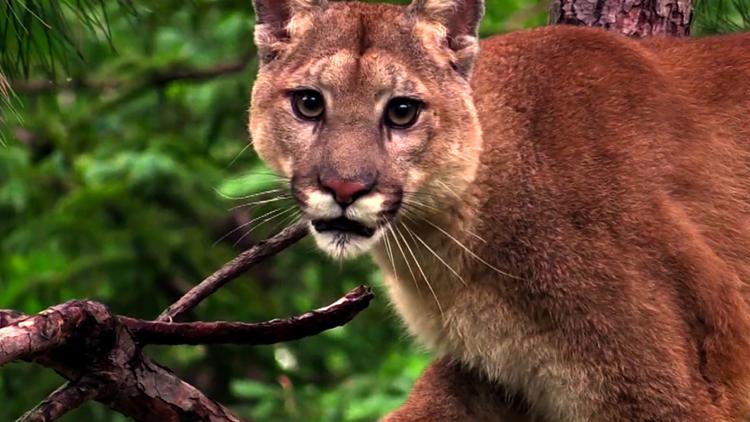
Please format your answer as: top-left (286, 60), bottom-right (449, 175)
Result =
top-left (293, 90), bottom-right (324, 119)
top-left (302, 94), bottom-right (320, 110)
top-left (393, 103), bottom-right (412, 118)
top-left (386, 98), bottom-right (421, 128)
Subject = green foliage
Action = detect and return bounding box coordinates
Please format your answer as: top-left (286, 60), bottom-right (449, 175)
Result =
top-left (694, 0), bottom-right (750, 35)
top-left (1, 1), bottom-right (748, 421)
top-left (0, 0), bottom-right (136, 78)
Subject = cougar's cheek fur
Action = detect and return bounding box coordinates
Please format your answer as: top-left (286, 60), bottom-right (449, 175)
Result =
top-left (249, 0), bottom-right (750, 420)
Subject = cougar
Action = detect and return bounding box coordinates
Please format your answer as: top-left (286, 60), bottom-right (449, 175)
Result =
top-left (248, 0), bottom-right (750, 420)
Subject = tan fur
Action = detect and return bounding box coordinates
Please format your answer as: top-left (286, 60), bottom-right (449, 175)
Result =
top-left (291, 0), bottom-right (327, 11)
top-left (410, 0), bottom-right (458, 17)
top-left (384, 356), bottom-right (534, 422)
top-left (249, 0), bottom-right (750, 420)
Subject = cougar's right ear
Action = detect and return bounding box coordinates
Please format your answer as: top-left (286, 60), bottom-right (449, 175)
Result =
top-left (252, 0), bottom-right (328, 64)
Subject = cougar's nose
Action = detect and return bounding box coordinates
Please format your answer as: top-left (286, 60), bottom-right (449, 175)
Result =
top-left (320, 176), bottom-right (375, 207)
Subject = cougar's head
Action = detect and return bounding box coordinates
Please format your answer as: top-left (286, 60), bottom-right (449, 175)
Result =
top-left (249, 0), bottom-right (484, 259)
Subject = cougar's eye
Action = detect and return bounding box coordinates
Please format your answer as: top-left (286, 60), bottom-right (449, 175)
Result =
top-left (385, 98), bottom-right (422, 128)
top-left (292, 90), bottom-right (325, 120)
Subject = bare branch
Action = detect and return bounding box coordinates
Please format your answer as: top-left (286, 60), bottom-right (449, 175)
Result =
top-left (148, 54), bottom-right (254, 86)
top-left (1, 301), bottom-right (241, 422)
top-left (18, 377), bottom-right (101, 422)
top-left (0, 302), bottom-right (102, 366)
top-left (0, 224), bottom-right (319, 421)
top-left (124, 285), bottom-right (373, 345)
top-left (0, 284), bottom-right (374, 421)
top-left (157, 222), bottom-right (309, 322)
top-left (0, 309), bottom-right (24, 326)
top-left (11, 54), bottom-right (255, 94)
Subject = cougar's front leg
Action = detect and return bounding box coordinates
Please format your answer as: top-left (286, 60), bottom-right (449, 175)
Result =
top-left (382, 357), bottom-right (535, 422)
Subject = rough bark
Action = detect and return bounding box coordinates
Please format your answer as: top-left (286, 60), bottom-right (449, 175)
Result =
top-left (0, 223), bottom-right (376, 422)
top-left (129, 286), bottom-right (373, 345)
top-left (19, 377), bottom-right (102, 422)
top-left (2, 301), bottom-right (241, 422)
top-left (549, 0), bottom-right (694, 37)
top-left (0, 287), bottom-right (373, 421)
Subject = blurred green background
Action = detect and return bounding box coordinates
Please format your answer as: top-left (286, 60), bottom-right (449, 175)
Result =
top-left (1, 1), bottom-right (748, 421)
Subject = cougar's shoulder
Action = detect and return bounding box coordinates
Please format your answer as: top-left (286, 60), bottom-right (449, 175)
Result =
top-left (462, 24), bottom-right (750, 421)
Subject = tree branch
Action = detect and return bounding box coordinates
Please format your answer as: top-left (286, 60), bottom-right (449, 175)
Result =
top-left (0, 221), bottom-right (378, 422)
top-left (0, 309), bottom-right (24, 326)
top-left (124, 286), bottom-right (373, 345)
top-left (0, 283), bottom-right (373, 421)
top-left (1, 300), bottom-right (240, 422)
top-left (0, 302), bottom-right (101, 366)
top-left (18, 377), bottom-right (102, 422)
top-left (157, 222), bottom-right (309, 322)
top-left (10, 53), bottom-right (255, 95)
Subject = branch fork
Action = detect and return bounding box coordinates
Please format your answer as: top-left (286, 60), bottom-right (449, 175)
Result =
top-left (0, 223), bottom-right (375, 422)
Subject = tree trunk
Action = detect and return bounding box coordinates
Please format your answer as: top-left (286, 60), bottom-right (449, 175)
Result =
top-left (549, 0), bottom-right (694, 37)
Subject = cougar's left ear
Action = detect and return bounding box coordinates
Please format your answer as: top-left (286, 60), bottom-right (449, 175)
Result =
top-left (252, 0), bottom-right (328, 64)
top-left (408, 0), bottom-right (484, 77)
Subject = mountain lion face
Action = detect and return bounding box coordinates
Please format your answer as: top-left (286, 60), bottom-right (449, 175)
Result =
top-left (250, 0), bottom-right (483, 258)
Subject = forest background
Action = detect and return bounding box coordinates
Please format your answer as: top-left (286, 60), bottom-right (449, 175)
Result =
top-left (1, 0), bottom-right (749, 420)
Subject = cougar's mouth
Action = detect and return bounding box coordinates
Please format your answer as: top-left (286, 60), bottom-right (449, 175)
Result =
top-left (312, 217), bottom-right (375, 238)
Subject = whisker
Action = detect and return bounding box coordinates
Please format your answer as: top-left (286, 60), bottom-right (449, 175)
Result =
top-left (464, 230), bottom-right (488, 244)
top-left (233, 207), bottom-right (297, 247)
top-left (382, 227), bottom-right (399, 283)
top-left (402, 220), bottom-right (467, 287)
top-left (227, 143), bottom-right (253, 169)
top-left (402, 189), bottom-right (446, 200)
top-left (213, 207), bottom-right (291, 246)
top-left (229, 195), bottom-right (293, 210)
top-left (388, 225), bottom-right (421, 295)
top-left (225, 170), bottom-right (290, 181)
top-left (403, 198), bottom-right (442, 215)
top-left (402, 201), bottom-right (487, 244)
top-left (214, 187), bottom-right (288, 201)
top-left (394, 224), bottom-right (444, 316)
top-left (402, 200), bottom-right (443, 217)
top-left (420, 218), bottom-right (524, 281)
top-left (399, 206), bottom-right (426, 224)
top-left (274, 209), bottom-right (303, 232)
top-left (435, 180), bottom-right (462, 201)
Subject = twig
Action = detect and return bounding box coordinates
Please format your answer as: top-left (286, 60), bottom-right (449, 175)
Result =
top-left (157, 222), bottom-right (309, 322)
top-left (18, 377), bottom-right (101, 422)
top-left (124, 286), bottom-right (373, 345)
top-left (148, 55), bottom-right (254, 86)
top-left (11, 54), bottom-right (255, 94)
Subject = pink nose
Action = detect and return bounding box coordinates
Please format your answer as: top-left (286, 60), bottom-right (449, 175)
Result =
top-left (321, 178), bottom-right (372, 205)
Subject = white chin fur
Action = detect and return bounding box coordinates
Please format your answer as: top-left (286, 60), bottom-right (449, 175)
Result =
top-left (304, 190), bottom-right (388, 259)
top-left (310, 221), bottom-right (383, 260)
